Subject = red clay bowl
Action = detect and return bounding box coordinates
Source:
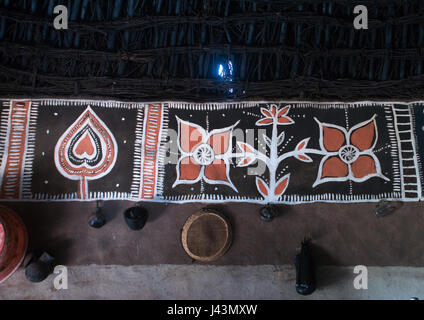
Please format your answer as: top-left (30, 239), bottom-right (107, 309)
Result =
top-left (0, 206), bottom-right (28, 284)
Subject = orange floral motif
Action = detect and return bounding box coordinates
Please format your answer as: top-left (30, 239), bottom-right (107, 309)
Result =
top-left (236, 142), bottom-right (257, 167)
top-left (255, 174), bottom-right (290, 198)
top-left (313, 115), bottom-right (389, 187)
top-left (294, 138), bottom-right (313, 162)
top-left (256, 104), bottom-right (294, 126)
top-left (173, 117), bottom-right (239, 191)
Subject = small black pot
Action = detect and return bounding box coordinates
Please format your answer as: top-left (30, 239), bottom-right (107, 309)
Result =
top-left (25, 252), bottom-right (55, 283)
top-left (259, 205), bottom-right (278, 222)
top-left (88, 207), bottom-right (106, 228)
top-left (124, 206), bottom-right (149, 230)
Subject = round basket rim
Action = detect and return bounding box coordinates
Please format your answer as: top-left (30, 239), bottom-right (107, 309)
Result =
top-left (181, 208), bottom-right (232, 262)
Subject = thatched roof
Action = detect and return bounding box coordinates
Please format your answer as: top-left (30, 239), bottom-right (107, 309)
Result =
top-left (0, 0), bottom-right (423, 101)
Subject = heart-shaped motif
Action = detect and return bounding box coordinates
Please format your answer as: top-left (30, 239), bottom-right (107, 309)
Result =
top-left (55, 106), bottom-right (118, 199)
top-left (74, 132), bottom-right (95, 157)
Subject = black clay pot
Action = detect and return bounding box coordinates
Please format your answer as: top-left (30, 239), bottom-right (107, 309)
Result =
top-left (259, 205), bottom-right (277, 222)
top-left (124, 206), bottom-right (149, 230)
top-left (25, 252), bottom-right (55, 283)
top-left (294, 240), bottom-right (316, 295)
top-left (88, 207), bottom-right (106, 228)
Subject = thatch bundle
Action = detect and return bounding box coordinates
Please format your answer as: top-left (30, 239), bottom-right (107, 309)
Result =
top-left (0, 0), bottom-right (423, 101)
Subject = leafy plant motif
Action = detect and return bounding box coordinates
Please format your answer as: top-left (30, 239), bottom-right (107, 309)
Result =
top-left (237, 104), bottom-right (313, 202)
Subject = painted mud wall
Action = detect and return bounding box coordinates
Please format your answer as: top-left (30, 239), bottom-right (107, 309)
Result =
top-left (0, 99), bottom-right (423, 204)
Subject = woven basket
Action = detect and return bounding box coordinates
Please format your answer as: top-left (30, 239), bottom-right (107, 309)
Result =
top-left (0, 205), bottom-right (28, 284)
top-left (181, 208), bottom-right (232, 262)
